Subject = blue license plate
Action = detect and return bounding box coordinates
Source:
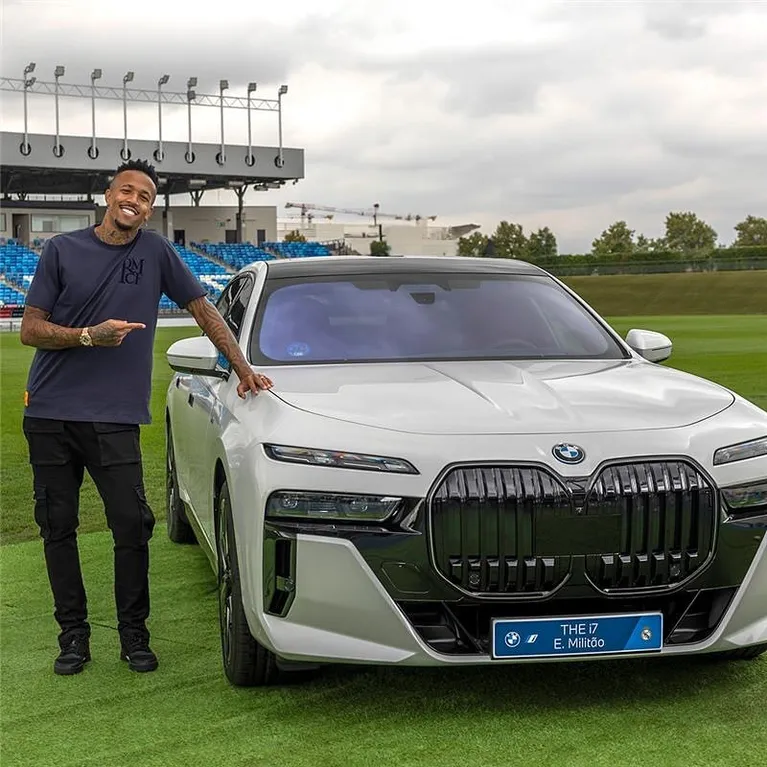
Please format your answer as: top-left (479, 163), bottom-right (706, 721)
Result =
top-left (492, 613), bottom-right (663, 659)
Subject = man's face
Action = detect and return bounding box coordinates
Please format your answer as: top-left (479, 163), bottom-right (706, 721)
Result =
top-left (104, 170), bottom-right (156, 231)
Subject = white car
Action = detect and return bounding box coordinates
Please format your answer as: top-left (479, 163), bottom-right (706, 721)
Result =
top-left (165, 255), bottom-right (767, 686)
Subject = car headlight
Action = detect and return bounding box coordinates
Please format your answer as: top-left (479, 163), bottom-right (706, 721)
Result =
top-left (721, 481), bottom-right (767, 514)
top-left (713, 436), bottom-right (767, 466)
top-left (264, 444), bottom-right (418, 474)
top-left (267, 491), bottom-right (403, 522)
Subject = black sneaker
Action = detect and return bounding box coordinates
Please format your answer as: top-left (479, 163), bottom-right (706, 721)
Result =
top-left (54, 634), bottom-right (91, 675)
top-left (120, 630), bottom-right (158, 673)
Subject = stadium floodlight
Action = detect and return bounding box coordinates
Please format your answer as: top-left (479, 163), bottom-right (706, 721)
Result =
top-left (89, 69), bottom-right (102, 158)
top-left (186, 84), bottom-right (197, 163)
top-left (21, 66), bottom-right (36, 155)
top-left (156, 74), bottom-right (170, 162)
top-left (276, 85), bottom-right (288, 168)
top-left (53, 65), bottom-right (65, 156)
top-left (246, 82), bottom-right (257, 166)
top-left (121, 71), bottom-right (134, 160)
top-left (218, 80), bottom-right (229, 165)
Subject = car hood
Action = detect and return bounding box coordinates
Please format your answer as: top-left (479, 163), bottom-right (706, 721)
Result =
top-left (268, 359), bottom-right (735, 435)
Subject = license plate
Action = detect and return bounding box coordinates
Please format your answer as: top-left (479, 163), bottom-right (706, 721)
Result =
top-left (491, 612), bottom-right (663, 659)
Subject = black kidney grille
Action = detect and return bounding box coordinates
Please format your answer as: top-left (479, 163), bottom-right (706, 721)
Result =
top-left (429, 461), bottom-right (717, 596)
top-left (584, 461), bottom-right (717, 591)
top-left (430, 466), bottom-right (573, 595)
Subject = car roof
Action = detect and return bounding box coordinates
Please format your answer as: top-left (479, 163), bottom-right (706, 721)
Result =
top-left (256, 255), bottom-right (547, 278)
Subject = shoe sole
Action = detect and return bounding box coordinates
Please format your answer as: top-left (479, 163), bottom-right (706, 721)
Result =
top-left (120, 653), bottom-right (158, 673)
top-left (54, 654), bottom-right (91, 675)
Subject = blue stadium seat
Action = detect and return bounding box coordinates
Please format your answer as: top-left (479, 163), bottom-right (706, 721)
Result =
top-left (0, 242), bottom-right (40, 296)
top-left (262, 241), bottom-right (331, 259)
top-left (0, 242), bottom-right (239, 310)
top-left (0, 284), bottom-right (26, 306)
top-left (191, 241), bottom-right (275, 271)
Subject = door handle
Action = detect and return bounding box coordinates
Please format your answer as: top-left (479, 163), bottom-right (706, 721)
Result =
top-left (187, 393), bottom-right (194, 407)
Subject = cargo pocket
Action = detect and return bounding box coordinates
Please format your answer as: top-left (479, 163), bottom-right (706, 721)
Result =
top-left (92, 422), bottom-right (141, 466)
top-left (22, 417), bottom-right (68, 466)
top-left (134, 484), bottom-right (156, 544)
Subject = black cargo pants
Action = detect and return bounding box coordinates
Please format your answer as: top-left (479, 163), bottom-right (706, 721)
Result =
top-left (22, 416), bottom-right (156, 642)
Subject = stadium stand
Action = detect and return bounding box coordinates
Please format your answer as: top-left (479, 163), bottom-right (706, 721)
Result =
top-left (0, 240), bottom-right (39, 297)
top-left (172, 243), bottom-right (232, 297)
top-left (0, 283), bottom-right (27, 307)
top-left (192, 241), bottom-right (275, 271)
top-left (263, 241), bottom-right (331, 258)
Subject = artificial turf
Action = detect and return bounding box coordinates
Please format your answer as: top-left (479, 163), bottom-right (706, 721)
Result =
top-left (1, 316), bottom-right (766, 767)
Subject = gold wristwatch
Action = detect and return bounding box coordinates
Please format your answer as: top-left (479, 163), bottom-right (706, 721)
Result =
top-left (79, 327), bottom-right (93, 346)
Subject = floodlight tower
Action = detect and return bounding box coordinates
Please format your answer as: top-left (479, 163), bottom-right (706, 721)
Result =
top-left (21, 62), bottom-right (36, 155)
top-left (89, 68), bottom-right (102, 158)
top-left (53, 65), bottom-right (65, 156)
top-left (276, 84), bottom-right (288, 167)
top-left (156, 73), bottom-right (169, 161)
top-left (122, 70), bottom-right (134, 159)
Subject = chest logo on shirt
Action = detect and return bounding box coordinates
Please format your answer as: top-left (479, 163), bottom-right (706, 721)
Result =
top-left (120, 257), bottom-right (145, 285)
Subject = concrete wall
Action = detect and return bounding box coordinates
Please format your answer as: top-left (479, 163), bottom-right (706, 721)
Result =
top-left (0, 202), bottom-right (278, 248)
top-left (159, 205), bottom-right (278, 245)
top-left (275, 220), bottom-right (459, 256)
top-left (0, 206), bottom-right (96, 244)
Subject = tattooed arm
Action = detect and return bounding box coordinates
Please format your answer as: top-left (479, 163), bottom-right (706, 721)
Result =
top-left (185, 295), bottom-right (273, 398)
top-left (20, 306), bottom-right (145, 349)
top-left (20, 306), bottom-right (82, 349)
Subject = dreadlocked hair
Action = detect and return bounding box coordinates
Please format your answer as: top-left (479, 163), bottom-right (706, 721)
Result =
top-left (113, 158), bottom-right (159, 188)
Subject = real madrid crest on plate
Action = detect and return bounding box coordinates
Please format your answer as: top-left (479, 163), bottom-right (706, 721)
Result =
top-left (552, 443), bottom-right (585, 464)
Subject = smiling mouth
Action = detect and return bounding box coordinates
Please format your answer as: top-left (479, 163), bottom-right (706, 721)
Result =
top-left (119, 205), bottom-right (139, 217)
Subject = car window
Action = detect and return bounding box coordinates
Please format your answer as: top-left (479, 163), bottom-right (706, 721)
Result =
top-left (227, 275), bottom-right (255, 339)
top-left (249, 272), bottom-right (626, 364)
top-left (215, 277), bottom-right (239, 317)
top-left (215, 274), bottom-right (254, 340)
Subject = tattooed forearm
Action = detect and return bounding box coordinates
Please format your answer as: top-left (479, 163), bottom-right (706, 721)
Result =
top-left (20, 306), bottom-right (83, 349)
top-left (186, 296), bottom-right (250, 374)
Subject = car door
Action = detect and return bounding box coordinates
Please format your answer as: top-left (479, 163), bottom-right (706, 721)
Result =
top-left (174, 275), bottom-right (243, 523)
top-left (194, 272), bottom-right (257, 542)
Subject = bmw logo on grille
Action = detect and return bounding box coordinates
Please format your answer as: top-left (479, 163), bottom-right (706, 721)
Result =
top-left (552, 443), bottom-right (586, 464)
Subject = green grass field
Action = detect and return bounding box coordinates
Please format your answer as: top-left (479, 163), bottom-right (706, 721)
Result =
top-left (1, 316), bottom-right (766, 767)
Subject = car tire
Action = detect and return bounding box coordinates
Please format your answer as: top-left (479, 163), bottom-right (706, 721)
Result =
top-left (216, 479), bottom-right (280, 687)
top-left (166, 426), bottom-right (197, 544)
top-left (711, 643), bottom-right (767, 661)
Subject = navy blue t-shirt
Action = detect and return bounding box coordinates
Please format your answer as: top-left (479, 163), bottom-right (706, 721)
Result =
top-left (24, 226), bottom-right (207, 424)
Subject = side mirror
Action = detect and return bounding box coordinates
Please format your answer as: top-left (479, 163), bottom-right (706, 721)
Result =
top-left (166, 336), bottom-right (227, 377)
top-left (625, 329), bottom-right (672, 363)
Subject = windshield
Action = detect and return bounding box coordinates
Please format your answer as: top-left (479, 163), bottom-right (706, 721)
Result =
top-left (249, 271), bottom-right (626, 364)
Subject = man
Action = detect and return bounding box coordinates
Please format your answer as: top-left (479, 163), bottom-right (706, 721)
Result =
top-left (20, 158), bottom-right (273, 676)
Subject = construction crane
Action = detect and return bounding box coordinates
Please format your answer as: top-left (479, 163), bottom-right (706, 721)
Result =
top-left (285, 202), bottom-right (437, 226)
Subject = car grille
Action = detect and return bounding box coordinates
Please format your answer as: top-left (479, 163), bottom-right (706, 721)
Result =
top-left (428, 461), bottom-right (718, 597)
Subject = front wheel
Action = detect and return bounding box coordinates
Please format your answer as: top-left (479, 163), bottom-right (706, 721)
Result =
top-left (216, 479), bottom-right (279, 686)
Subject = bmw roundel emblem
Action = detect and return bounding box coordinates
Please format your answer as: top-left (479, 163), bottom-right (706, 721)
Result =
top-left (552, 443), bottom-right (585, 464)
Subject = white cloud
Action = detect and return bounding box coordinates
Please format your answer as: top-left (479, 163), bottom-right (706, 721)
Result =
top-left (1, 0), bottom-right (766, 251)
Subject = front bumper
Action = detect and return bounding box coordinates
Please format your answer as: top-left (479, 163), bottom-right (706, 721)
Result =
top-left (257, 514), bottom-right (767, 666)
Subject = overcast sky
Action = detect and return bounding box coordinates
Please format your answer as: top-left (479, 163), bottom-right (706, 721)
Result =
top-left (2, 0), bottom-right (766, 252)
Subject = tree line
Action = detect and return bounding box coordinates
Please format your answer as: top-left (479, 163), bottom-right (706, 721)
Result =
top-left (457, 213), bottom-right (767, 261)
